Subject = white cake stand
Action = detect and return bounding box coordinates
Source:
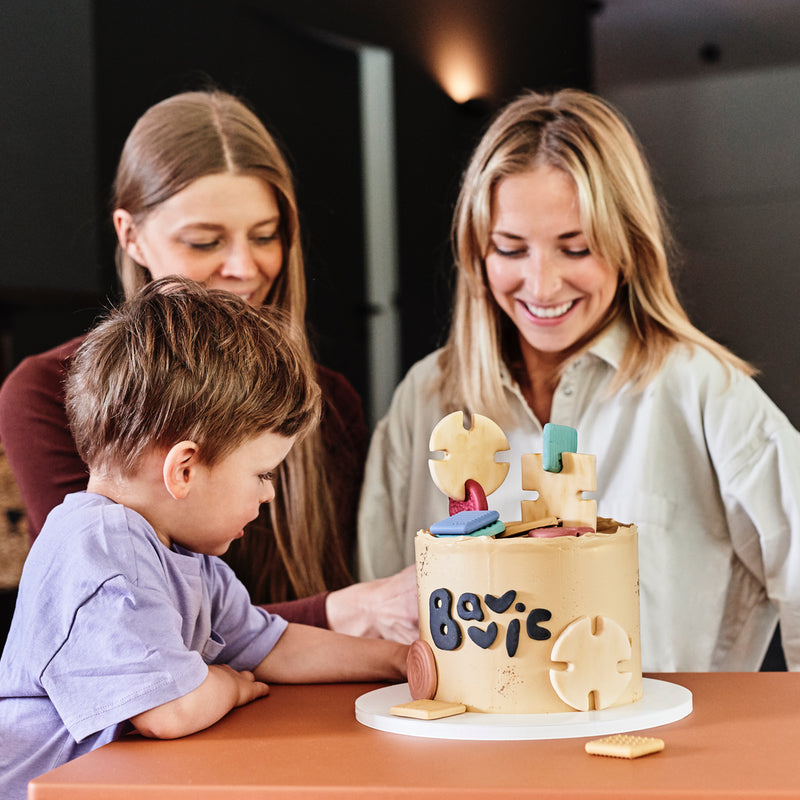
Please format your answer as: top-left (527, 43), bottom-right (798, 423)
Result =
top-left (355, 678), bottom-right (692, 741)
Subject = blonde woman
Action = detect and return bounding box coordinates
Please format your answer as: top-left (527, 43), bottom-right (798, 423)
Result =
top-left (0, 90), bottom-right (416, 642)
top-left (357, 88), bottom-right (800, 670)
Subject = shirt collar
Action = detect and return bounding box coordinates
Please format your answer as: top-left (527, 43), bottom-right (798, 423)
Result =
top-left (499, 318), bottom-right (631, 387)
top-left (585, 317), bottom-right (630, 370)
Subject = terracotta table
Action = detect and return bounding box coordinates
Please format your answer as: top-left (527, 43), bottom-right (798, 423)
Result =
top-left (29, 673), bottom-right (800, 799)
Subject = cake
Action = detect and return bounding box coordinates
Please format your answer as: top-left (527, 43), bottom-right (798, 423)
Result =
top-left (407, 413), bottom-right (641, 716)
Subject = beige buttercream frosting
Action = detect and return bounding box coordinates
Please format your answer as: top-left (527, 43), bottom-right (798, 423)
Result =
top-left (415, 524), bottom-right (642, 714)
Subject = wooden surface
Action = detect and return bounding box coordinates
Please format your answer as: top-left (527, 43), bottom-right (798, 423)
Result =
top-left (29, 673), bottom-right (800, 799)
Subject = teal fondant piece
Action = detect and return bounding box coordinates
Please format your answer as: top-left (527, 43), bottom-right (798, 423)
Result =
top-left (468, 519), bottom-right (506, 538)
top-left (542, 423), bottom-right (578, 473)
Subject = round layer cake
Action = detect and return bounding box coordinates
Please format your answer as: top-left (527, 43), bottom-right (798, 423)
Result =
top-left (414, 520), bottom-right (641, 714)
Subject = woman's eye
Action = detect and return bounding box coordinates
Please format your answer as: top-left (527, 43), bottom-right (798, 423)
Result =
top-left (258, 472), bottom-right (274, 483)
top-left (185, 240), bottom-right (220, 251)
top-left (491, 243), bottom-right (526, 258)
top-left (564, 247), bottom-right (591, 258)
top-left (253, 233), bottom-right (279, 246)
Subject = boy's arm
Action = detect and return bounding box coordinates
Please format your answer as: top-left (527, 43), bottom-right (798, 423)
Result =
top-left (129, 664), bottom-right (270, 740)
top-left (253, 622), bottom-right (408, 684)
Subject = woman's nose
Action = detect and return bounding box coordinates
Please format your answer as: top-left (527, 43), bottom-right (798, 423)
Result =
top-left (525, 250), bottom-right (561, 300)
top-left (219, 243), bottom-right (258, 279)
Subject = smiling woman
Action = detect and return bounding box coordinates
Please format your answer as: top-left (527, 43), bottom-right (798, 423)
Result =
top-left (485, 165), bottom-right (618, 422)
top-left (0, 89), bottom-right (418, 645)
top-left (113, 173), bottom-right (284, 307)
top-left (357, 87), bottom-right (800, 675)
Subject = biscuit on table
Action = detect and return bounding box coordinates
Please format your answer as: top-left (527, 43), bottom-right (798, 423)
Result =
top-left (585, 734), bottom-right (665, 759)
top-left (390, 699), bottom-right (467, 720)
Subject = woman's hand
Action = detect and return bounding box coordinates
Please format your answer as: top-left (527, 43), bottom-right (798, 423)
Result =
top-left (325, 565), bottom-right (418, 643)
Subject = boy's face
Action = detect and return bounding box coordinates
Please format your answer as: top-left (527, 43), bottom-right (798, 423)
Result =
top-left (169, 430), bottom-right (296, 556)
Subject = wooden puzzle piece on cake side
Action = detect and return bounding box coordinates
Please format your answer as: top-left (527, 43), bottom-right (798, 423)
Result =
top-left (428, 411), bottom-right (509, 502)
top-left (520, 451), bottom-right (597, 529)
top-left (549, 615), bottom-right (633, 711)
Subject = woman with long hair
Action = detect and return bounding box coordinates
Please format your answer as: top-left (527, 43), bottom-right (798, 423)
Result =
top-left (0, 90), bottom-right (416, 641)
top-left (357, 88), bottom-right (800, 669)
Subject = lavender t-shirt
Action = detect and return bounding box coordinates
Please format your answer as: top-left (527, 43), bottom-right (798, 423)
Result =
top-left (0, 492), bottom-right (287, 800)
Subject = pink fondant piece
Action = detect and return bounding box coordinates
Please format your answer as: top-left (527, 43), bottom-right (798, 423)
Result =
top-left (527, 526), bottom-right (594, 538)
top-left (448, 478), bottom-right (488, 515)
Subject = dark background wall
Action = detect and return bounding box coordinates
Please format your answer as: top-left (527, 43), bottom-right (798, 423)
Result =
top-left (0, 0), bottom-right (591, 422)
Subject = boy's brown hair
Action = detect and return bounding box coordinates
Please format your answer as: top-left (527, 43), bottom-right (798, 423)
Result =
top-left (66, 277), bottom-right (321, 477)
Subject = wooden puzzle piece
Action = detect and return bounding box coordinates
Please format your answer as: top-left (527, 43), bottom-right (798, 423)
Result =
top-left (549, 615), bottom-right (633, 711)
top-left (428, 412), bottom-right (509, 500)
top-left (520, 451), bottom-right (597, 529)
top-left (543, 423), bottom-right (578, 473)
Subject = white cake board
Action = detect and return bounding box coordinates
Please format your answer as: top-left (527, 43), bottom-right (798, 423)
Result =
top-left (355, 678), bottom-right (692, 741)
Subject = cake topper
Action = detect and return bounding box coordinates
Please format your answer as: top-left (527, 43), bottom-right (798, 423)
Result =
top-left (428, 412), bottom-right (509, 503)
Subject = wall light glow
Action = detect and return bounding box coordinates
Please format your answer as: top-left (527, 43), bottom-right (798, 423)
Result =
top-left (428, 37), bottom-right (491, 104)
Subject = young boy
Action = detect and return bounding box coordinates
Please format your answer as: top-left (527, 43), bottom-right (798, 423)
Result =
top-left (0, 278), bottom-right (408, 800)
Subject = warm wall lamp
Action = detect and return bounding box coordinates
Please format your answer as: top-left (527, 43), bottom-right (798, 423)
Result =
top-left (428, 33), bottom-right (492, 105)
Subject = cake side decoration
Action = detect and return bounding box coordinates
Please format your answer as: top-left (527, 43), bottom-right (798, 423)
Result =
top-left (405, 414), bottom-right (642, 716)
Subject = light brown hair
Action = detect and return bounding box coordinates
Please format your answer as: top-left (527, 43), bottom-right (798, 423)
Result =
top-left (108, 91), bottom-right (351, 601)
top-left (66, 277), bottom-right (320, 475)
top-left (441, 88), bottom-right (754, 421)
top-left (112, 90), bottom-right (304, 323)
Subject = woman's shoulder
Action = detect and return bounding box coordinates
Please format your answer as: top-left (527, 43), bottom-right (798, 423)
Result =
top-left (315, 362), bottom-right (361, 408)
top-left (313, 363), bottom-right (368, 460)
top-left (0, 336), bottom-right (86, 424)
top-left (660, 341), bottom-right (756, 392)
top-left (1, 336), bottom-right (85, 394)
top-left (656, 341), bottom-right (795, 432)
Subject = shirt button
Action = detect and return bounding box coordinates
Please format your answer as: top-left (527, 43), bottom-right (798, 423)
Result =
top-left (562, 385), bottom-right (574, 396)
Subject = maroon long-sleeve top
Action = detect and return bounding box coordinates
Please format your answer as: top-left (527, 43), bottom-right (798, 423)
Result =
top-left (0, 336), bottom-right (368, 627)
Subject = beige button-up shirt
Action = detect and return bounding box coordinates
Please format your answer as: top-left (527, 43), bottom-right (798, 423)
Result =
top-left (358, 321), bottom-right (800, 671)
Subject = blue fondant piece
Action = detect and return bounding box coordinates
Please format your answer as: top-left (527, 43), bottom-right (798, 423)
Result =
top-left (430, 509), bottom-right (500, 535)
top-left (468, 519), bottom-right (506, 538)
top-left (543, 423), bottom-right (578, 473)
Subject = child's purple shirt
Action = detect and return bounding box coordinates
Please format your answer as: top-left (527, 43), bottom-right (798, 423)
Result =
top-left (0, 492), bottom-right (287, 800)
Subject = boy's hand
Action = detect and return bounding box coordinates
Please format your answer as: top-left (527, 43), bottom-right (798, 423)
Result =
top-left (130, 664), bottom-right (269, 740)
top-left (217, 665), bottom-right (271, 707)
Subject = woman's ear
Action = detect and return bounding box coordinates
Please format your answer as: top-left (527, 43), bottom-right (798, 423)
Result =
top-left (113, 208), bottom-right (148, 266)
top-left (163, 441), bottom-right (202, 500)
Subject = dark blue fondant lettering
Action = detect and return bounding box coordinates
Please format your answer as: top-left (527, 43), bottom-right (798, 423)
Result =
top-left (429, 588), bottom-right (462, 650)
top-left (457, 592), bottom-right (484, 621)
top-left (467, 622), bottom-right (498, 649)
top-left (484, 590), bottom-right (516, 613)
top-left (526, 608), bottom-right (552, 640)
top-left (506, 618), bottom-right (521, 656)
